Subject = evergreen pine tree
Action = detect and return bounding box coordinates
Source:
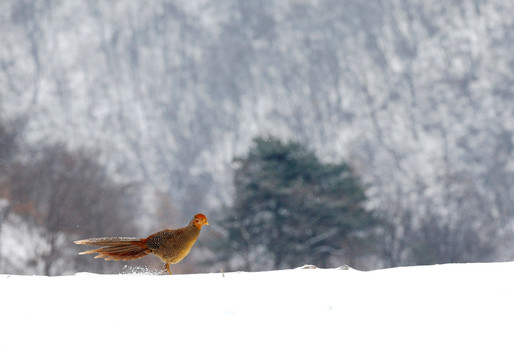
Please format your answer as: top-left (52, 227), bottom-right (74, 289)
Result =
top-left (213, 137), bottom-right (376, 270)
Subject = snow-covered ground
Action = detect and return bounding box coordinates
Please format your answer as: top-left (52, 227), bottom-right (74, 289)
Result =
top-left (1, 262), bottom-right (513, 359)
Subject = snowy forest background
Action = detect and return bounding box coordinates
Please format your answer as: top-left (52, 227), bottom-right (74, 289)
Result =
top-left (0, 0), bottom-right (513, 275)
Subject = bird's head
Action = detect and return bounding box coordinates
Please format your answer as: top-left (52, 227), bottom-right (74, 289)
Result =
top-left (192, 213), bottom-right (209, 229)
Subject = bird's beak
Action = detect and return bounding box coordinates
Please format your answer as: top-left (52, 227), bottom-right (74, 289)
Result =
top-left (205, 220), bottom-right (209, 226)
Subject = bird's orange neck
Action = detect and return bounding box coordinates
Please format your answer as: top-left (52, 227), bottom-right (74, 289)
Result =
top-left (193, 222), bottom-right (206, 229)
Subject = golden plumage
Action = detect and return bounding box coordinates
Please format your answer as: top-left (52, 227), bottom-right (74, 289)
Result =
top-left (75, 213), bottom-right (208, 274)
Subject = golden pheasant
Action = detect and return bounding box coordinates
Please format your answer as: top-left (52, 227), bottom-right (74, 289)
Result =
top-left (75, 213), bottom-right (208, 274)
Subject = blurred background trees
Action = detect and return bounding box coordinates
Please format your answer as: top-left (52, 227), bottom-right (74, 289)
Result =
top-left (1, 0), bottom-right (514, 274)
top-left (210, 137), bottom-right (376, 270)
top-left (0, 120), bottom-right (138, 274)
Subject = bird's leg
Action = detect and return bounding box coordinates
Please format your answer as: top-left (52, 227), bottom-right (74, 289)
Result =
top-left (165, 263), bottom-right (172, 275)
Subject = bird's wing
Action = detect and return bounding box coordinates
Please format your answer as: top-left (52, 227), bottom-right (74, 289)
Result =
top-left (145, 228), bottom-right (189, 250)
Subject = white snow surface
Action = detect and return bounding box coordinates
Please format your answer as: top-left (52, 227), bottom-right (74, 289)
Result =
top-left (1, 262), bottom-right (513, 359)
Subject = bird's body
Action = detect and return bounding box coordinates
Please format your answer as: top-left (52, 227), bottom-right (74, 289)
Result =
top-left (146, 226), bottom-right (201, 265)
top-left (75, 213), bottom-right (208, 274)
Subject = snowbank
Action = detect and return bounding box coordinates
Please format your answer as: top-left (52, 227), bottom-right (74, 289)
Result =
top-left (1, 262), bottom-right (513, 359)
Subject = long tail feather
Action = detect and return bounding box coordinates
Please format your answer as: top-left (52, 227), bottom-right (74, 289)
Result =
top-left (75, 237), bottom-right (150, 261)
top-left (75, 237), bottom-right (141, 246)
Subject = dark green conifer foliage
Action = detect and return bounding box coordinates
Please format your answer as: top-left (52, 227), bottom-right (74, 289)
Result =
top-left (215, 137), bottom-right (375, 270)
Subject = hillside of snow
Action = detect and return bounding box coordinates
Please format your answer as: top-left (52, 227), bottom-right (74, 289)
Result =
top-left (1, 262), bottom-right (513, 359)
